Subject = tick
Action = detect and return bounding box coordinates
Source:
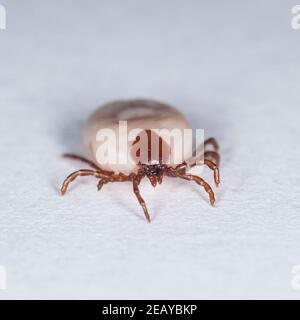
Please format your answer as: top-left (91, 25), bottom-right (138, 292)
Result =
top-left (60, 99), bottom-right (220, 222)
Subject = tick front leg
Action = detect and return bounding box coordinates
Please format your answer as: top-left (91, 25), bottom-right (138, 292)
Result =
top-left (132, 177), bottom-right (151, 223)
top-left (61, 169), bottom-right (106, 195)
top-left (177, 173), bottom-right (215, 206)
top-left (204, 138), bottom-right (220, 167)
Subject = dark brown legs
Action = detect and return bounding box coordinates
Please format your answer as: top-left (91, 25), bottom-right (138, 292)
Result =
top-left (204, 151), bottom-right (220, 167)
top-left (61, 136), bottom-right (220, 222)
top-left (204, 159), bottom-right (220, 186)
top-left (204, 137), bottom-right (220, 185)
top-left (61, 154), bottom-right (112, 195)
top-left (61, 155), bottom-right (151, 221)
top-left (176, 173), bottom-right (215, 206)
top-left (187, 137), bottom-right (220, 186)
top-left (97, 179), bottom-right (108, 191)
top-left (170, 137), bottom-right (220, 206)
top-left (61, 170), bottom-right (132, 195)
top-left (187, 158), bottom-right (220, 187)
top-left (61, 169), bottom-right (105, 195)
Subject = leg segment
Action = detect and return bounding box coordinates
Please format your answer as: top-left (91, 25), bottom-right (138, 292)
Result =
top-left (177, 137), bottom-right (220, 185)
top-left (204, 150), bottom-right (220, 167)
top-left (204, 137), bottom-right (219, 151)
top-left (183, 137), bottom-right (220, 176)
top-left (175, 158), bottom-right (220, 187)
top-left (97, 179), bottom-right (108, 191)
top-left (204, 159), bottom-right (220, 186)
top-left (61, 169), bottom-right (106, 195)
top-left (176, 173), bottom-right (215, 206)
top-left (132, 177), bottom-right (151, 223)
top-left (97, 173), bottom-right (132, 191)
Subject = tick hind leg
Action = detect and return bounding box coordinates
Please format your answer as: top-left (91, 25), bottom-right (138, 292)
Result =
top-left (204, 137), bottom-right (220, 185)
top-left (204, 137), bottom-right (220, 168)
top-left (180, 158), bottom-right (220, 187)
top-left (204, 151), bottom-right (220, 167)
top-left (204, 159), bottom-right (220, 186)
top-left (188, 137), bottom-right (221, 186)
top-left (204, 137), bottom-right (219, 151)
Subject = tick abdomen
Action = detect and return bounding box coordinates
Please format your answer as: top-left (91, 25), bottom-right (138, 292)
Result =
top-left (83, 99), bottom-right (192, 174)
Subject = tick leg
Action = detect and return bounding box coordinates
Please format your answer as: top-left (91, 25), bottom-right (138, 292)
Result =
top-left (61, 169), bottom-right (106, 195)
top-left (63, 153), bottom-right (113, 175)
top-left (177, 173), bottom-right (215, 206)
top-left (204, 151), bottom-right (220, 167)
top-left (97, 179), bottom-right (108, 191)
top-left (97, 173), bottom-right (131, 191)
top-left (185, 137), bottom-right (220, 170)
top-left (204, 159), bottom-right (220, 186)
top-left (175, 158), bottom-right (220, 187)
top-left (132, 178), bottom-right (151, 223)
top-left (204, 137), bottom-right (219, 151)
top-left (174, 162), bottom-right (187, 173)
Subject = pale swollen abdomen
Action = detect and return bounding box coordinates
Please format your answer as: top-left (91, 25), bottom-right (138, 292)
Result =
top-left (83, 99), bottom-right (192, 174)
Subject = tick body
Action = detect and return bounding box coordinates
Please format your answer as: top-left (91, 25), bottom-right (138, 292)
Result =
top-left (61, 99), bottom-right (220, 222)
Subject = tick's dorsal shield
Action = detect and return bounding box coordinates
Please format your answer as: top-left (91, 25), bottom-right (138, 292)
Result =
top-left (131, 129), bottom-right (170, 166)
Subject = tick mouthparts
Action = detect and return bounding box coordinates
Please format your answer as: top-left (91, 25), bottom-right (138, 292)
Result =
top-left (148, 176), bottom-right (158, 187)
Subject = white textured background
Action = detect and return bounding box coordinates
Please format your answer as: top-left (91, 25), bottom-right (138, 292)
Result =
top-left (0, 0), bottom-right (300, 299)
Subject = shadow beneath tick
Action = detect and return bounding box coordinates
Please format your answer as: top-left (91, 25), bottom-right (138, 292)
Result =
top-left (50, 180), bottom-right (61, 195)
top-left (148, 199), bottom-right (167, 221)
top-left (104, 181), bottom-right (170, 223)
top-left (108, 194), bottom-right (147, 222)
top-left (181, 181), bottom-right (211, 205)
top-left (102, 182), bottom-right (146, 222)
top-left (58, 116), bottom-right (86, 155)
top-left (54, 100), bottom-right (96, 156)
top-left (51, 100), bottom-right (97, 199)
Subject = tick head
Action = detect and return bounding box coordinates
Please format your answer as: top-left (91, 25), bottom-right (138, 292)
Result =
top-left (139, 163), bottom-right (166, 187)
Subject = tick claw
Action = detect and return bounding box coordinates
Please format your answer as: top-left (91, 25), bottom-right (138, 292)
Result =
top-left (97, 180), bottom-right (106, 191)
